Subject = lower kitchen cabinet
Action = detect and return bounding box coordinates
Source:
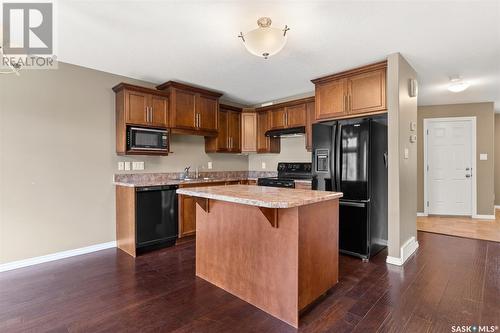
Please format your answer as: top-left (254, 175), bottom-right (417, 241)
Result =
top-left (178, 180), bottom-right (242, 238)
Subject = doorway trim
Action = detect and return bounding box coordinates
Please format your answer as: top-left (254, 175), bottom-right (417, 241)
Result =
top-left (423, 116), bottom-right (477, 217)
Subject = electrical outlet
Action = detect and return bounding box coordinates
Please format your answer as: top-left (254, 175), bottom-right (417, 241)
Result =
top-left (138, 161), bottom-right (145, 170)
top-left (118, 162), bottom-right (124, 171)
top-left (480, 153), bottom-right (488, 161)
top-left (410, 122), bottom-right (417, 131)
top-left (404, 148), bottom-right (409, 160)
top-left (124, 161), bottom-right (131, 171)
top-left (261, 162), bottom-right (266, 169)
top-left (208, 161), bottom-right (213, 169)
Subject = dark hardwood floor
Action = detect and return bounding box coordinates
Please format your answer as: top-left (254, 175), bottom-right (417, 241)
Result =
top-left (1, 231), bottom-right (499, 332)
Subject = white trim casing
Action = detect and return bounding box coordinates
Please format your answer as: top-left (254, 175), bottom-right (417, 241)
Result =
top-left (0, 241), bottom-right (117, 273)
top-left (472, 214), bottom-right (495, 220)
top-left (416, 212), bottom-right (428, 217)
top-left (423, 117), bottom-right (477, 217)
top-left (386, 236), bottom-right (419, 266)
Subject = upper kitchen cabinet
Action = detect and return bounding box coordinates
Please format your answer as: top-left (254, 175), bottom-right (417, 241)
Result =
top-left (156, 81), bottom-right (223, 136)
top-left (259, 99), bottom-right (309, 131)
top-left (205, 104), bottom-right (241, 153)
top-left (305, 101), bottom-right (315, 152)
top-left (311, 60), bottom-right (387, 121)
top-left (347, 67), bottom-right (386, 115)
top-left (241, 110), bottom-right (257, 152)
top-left (256, 111), bottom-right (280, 153)
top-left (113, 83), bottom-right (169, 128)
top-left (113, 83), bottom-right (170, 155)
top-left (269, 107), bottom-right (287, 130)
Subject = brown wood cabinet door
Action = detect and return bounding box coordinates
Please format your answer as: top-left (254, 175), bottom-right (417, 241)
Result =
top-left (218, 109), bottom-right (229, 151)
top-left (179, 195), bottom-right (196, 238)
top-left (257, 111), bottom-right (280, 153)
top-left (241, 112), bottom-right (257, 152)
top-left (348, 68), bottom-right (386, 115)
top-left (173, 89), bottom-right (197, 129)
top-left (197, 95), bottom-right (218, 132)
top-left (305, 101), bottom-right (315, 152)
top-left (228, 111), bottom-right (241, 152)
top-left (125, 90), bottom-right (149, 125)
top-left (150, 95), bottom-right (169, 127)
top-left (285, 104), bottom-right (306, 128)
top-left (315, 78), bottom-right (347, 120)
top-left (257, 111), bottom-right (270, 152)
top-left (270, 108), bottom-right (286, 130)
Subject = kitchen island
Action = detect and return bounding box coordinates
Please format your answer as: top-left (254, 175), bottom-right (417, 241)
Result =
top-left (176, 185), bottom-right (342, 328)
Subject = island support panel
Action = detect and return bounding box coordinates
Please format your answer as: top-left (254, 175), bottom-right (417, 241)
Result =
top-left (195, 199), bottom-right (339, 328)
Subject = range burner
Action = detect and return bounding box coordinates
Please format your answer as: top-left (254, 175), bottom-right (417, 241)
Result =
top-left (257, 162), bottom-right (312, 188)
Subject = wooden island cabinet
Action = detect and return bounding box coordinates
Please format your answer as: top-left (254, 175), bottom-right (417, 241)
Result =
top-left (176, 185), bottom-right (343, 328)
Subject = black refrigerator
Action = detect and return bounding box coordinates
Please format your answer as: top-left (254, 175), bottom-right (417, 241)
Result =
top-left (312, 115), bottom-right (388, 260)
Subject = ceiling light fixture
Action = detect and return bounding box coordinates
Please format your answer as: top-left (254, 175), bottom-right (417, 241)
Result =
top-left (447, 76), bottom-right (470, 93)
top-left (238, 17), bottom-right (289, 59)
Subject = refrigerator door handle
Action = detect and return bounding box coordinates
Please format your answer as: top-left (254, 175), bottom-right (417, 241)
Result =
top-left (340, 201), bottom-right (367, 208)
top-left (336, 123), bottom-right (342, 192)
top-left (383, 152), bottom-right (388, 168)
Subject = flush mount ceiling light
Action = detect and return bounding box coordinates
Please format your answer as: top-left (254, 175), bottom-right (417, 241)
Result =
top-left (238, 17), bottom-right (289, 59)
top-left (447, 76), bottom-right (470, 93)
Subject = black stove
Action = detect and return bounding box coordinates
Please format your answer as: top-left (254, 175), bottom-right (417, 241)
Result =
top-left (257, 162), bottom-right (312, 188)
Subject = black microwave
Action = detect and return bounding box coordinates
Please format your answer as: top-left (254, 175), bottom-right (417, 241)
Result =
top-left (127, 127), bottom-right (169, 151)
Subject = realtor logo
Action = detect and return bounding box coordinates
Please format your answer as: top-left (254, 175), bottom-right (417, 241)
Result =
top-left (2, 2), bottom-right (53, 54)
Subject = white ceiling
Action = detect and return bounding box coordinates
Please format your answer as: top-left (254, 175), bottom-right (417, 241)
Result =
top-left (58, 1), bottom-right (500, 110)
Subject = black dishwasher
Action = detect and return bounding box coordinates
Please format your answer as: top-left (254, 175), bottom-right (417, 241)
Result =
top-left (136, 185), bottom-right (178, 253)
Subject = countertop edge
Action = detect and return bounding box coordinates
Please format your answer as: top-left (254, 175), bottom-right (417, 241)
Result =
top-left (176, 187), bottom-right (342, 209)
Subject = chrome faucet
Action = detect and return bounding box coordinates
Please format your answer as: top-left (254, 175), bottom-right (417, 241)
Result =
top-left (183, 166), bottom-right (191, 179)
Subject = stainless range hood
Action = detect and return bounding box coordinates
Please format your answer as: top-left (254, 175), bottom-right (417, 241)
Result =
top-left (265, 126), bottom-right (305, 138)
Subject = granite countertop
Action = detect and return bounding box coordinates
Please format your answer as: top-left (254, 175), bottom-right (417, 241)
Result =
top-left (176, 185), bottom-right (342, 209)
top-left (114, 177), bottom-right (247, 187)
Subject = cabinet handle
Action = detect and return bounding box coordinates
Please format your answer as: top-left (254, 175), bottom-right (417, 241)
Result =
top-left (343, 96), bottom-right (347, 112)
top-left (348, 95), bottom-right (351, 111)
top-left (283, 113), bottom-right (286, 126)
top-left (230, 137), bottom-right (233, 149)
top-left (197, 113), bottom-right (201, 128)
top-left (285, 112), bottom-right (288, 126)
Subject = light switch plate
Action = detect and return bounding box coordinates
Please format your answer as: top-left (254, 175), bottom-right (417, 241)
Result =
top-left (410, 122), bottom-right (417, 131)
top-left (207, 161), bottom-right (213, 169)
top-left (118, 162), bottom-right (124, 171)
top-left (404, 148), bottom-right (409, 159)
top-left (261, 162), bottom-right (266, 169)
top-left (410, 134), bottom-right (417, 143)
top-left (124, 162), bottom-right (131, 171)
top-left (480, 153), bottom-right (488, 161)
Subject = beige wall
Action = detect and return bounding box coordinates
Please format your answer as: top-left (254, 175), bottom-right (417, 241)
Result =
top-left (0, 62), bottom-right (247, 264)
top-left (247, 136), bottom-right (311, 171)
top-left (496, 114), bottom-right (500, 206)
top-left (386, 53), bottom-right (418, 259)
top-left (417, 103), bottom-right (495, 215)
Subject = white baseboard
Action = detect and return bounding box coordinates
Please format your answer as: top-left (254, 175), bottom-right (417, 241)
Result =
top-left (472, 214), bottom-right (496, 220)
top-left (0, 241), bottom-right (116, 273)
top-left (386, 236), bottom-right (419, 266)
top-left (495, 205), bottom-right (500, 210)
top-left (416, 212), bottom-right (428, 217)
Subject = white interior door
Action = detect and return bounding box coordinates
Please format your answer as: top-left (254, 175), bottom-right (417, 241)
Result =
top-left (426, 120), bottom-right (473, 215)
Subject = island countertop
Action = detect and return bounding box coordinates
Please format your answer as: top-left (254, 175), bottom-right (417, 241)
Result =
top-left (176, 184), bottom-right (342, 208)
